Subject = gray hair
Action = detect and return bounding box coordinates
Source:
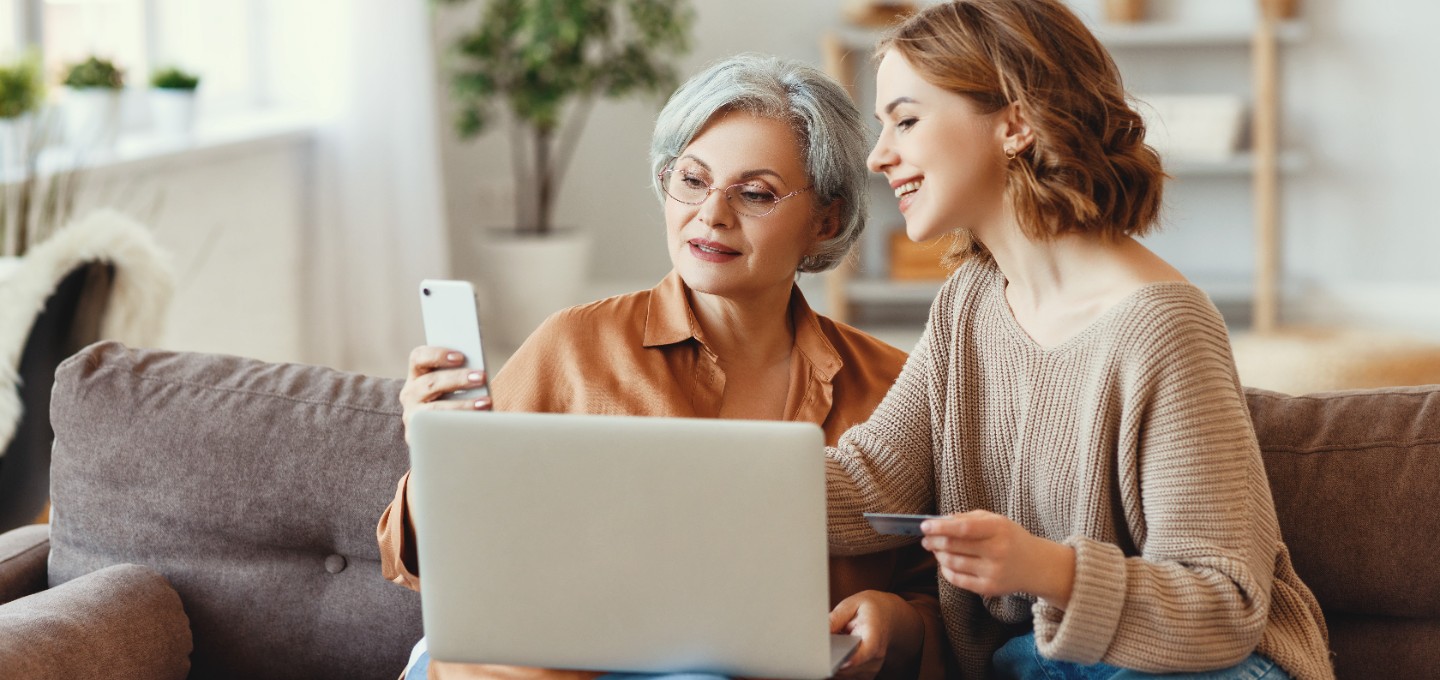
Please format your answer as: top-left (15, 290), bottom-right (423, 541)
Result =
top-left (649, 54), bottom-right (870, 273)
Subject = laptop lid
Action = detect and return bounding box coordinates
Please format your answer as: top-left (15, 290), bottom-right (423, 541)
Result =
top-left (408, 411), bottom-right (848, 679)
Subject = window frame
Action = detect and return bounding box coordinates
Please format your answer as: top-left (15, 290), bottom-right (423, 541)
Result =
top-left (15, 0), bottom-right (268, 114)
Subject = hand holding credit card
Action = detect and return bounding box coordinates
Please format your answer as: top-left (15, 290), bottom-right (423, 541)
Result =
top-left (863, 512), bottom-right (947, 537)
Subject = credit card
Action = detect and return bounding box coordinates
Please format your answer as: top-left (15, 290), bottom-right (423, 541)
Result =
top-left (863, 512), bottom-right (946, 536)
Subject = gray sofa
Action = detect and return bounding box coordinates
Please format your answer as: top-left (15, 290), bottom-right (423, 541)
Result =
top-left (0, 341), bottom-right (1436, 678)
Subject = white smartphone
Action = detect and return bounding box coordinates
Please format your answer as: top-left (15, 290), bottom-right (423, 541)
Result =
top-left (419, 279), bottom-right (489, 401)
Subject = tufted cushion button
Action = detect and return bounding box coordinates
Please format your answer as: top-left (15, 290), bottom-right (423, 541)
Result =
top-left (324, 554), bottom-right (347, 574)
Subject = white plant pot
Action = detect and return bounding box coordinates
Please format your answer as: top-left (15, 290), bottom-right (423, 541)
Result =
top-left (470, 230), bottom-right (591, 352)
top-left (62, 87), bottom-right (122, 152)
top-left (150, 88), bottom-right (198, 139)
top-left (0, 115), bottom-right (31, 172)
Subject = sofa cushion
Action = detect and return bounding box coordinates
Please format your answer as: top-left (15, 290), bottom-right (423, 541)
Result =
top-left (0, 524), bottom-right (49, 604)
top-left (1247, 385), bottom-right (1440, 619)
top-left (48, 341), bottom-right (421, 680)
top-left (0, 562), bottom-right (191, 680)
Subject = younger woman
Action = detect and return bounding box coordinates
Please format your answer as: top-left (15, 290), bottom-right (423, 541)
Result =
top-left (823, 2), bottom-right (1334, 678)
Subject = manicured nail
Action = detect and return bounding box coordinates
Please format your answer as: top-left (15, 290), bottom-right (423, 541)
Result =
top-left (467, 372), bottom-right (483, 384)
top-left (447, 352), bottom-right (463, 363)
top-left (474, 398), bottom-right (490, 410)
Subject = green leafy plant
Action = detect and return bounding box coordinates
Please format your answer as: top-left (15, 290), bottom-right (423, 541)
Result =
top-left (438, 0), bottom-right (695, 236)
top-left (63, 56), bottom-right (125, 90)
top-left (150, 66), bottom-right (200, 91)
top-left (0, 52), bottom-right (44, 120)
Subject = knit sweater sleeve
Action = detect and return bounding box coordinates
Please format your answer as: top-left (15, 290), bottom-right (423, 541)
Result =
top-left (824, 283), bottom-right (950, 556)
top-left (1032, 293), bottom-right (1279, 672)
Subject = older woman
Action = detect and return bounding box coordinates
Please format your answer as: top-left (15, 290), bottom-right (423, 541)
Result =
top-left (377, 55), bottom-right (947, 680)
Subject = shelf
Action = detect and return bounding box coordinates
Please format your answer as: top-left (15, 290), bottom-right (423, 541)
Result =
top-left (1091, 20), bottom-right (1306, 47)
top-left (823, 13), bottom-right (1301, 329)
top-left (842, 274), bottom-right (1260, 308)
top-left (1166, 150), bottom-right (1307, 177)
top-left (846, 278), bottom-right (944, 305)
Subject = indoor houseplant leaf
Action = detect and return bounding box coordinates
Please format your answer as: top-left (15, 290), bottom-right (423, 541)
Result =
top-left (63, 57), bottom-right (125, 90)
top-left (150, 66), bottom-right (200, 91)
top-left (437, 0), bottom-right (695, 237)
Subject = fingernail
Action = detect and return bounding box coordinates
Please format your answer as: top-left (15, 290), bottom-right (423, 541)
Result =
top-left (920, 521), bottom-right (933, 532)
top-left (467, 371), bottom-right (482, 383)
top-left (447, 352), bottom-right (463, 362)
top-left (474, 398), bottom-right (490, 410)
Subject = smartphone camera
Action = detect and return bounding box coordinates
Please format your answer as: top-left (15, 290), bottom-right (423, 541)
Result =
top-left (422, 288), bottom-right (431, 296)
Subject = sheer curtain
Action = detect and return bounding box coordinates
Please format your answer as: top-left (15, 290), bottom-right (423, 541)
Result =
top-left (265, 0), bottom-right (449, 377)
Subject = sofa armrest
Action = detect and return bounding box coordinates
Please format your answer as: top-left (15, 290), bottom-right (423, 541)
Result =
top-left (0, 563), bottom-right (192, 680)
top-left (0, 524), bottom-right (49, 604)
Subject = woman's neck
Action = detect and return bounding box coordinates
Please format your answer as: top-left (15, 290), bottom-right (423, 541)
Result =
top-left (986, 228), bottom-right (1108, 306)
top-left (687, 283), bottom-right (795, 367)
top-left (980, 217), bottom-right (1184, 313)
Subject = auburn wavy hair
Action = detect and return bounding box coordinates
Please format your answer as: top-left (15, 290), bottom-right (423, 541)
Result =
top-left (879, 0), bottom-right (1166, 266)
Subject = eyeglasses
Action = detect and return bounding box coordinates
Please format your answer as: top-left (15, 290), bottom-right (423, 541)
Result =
top-left (658, 166), bottom-right (811, 218)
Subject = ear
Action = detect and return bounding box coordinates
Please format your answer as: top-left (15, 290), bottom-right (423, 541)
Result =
top-left (998, 101), bottom-right (1035, 155)
top-left (813, 199), bottom-right (844, 243)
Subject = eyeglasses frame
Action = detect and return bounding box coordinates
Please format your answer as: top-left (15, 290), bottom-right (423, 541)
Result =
top-left (657, 166), bottom-right (812, 218)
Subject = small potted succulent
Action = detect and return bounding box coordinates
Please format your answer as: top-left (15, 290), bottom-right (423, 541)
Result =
top-left (62, 56), bottom-right (125, 150)
top-left (149, 65), bottom-right (201, 138)
top-left (0, 52), bottom-right (44, 169)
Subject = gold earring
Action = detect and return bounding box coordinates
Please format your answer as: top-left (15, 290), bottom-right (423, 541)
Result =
top-left (1004, 147), bottom-right (1018, 160)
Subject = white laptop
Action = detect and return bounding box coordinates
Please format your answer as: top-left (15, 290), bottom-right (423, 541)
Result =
top-left (407, 410), bottom-right (859, 679)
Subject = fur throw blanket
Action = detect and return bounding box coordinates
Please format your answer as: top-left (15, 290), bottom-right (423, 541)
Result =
top-left (1, 210), bottom-right (174, 456)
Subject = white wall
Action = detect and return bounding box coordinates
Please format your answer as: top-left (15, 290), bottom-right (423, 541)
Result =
top-left (434, 0), bottom-right (1440, 336)
top-left (71, 137), bottom-right (314, 364)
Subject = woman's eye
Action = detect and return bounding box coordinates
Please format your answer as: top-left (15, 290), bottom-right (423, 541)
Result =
top-left (896, 117), bottom-right (918, 131)
top-left (681, 175), bottom-right (707, 189)
top-left (740, 188), bottom-right (778, 203)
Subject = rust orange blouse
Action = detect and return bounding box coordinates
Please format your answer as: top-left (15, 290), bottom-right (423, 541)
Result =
top-left (377, 272), bottom-right (946, 680)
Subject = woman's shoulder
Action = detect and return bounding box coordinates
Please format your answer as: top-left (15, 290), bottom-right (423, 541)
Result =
top-left (502, 289), bottom-right (655, 375)
top-left (933, 257), bottom-right (1006, 313)
top-left (531, 288), bottom-right (654, 340)
top-left (1112, 281), bottom-right (1227, 340)
top-left (1097, 281), bottom-right (1235, 378)
top-left (810, 313), bottom-right (909, 378)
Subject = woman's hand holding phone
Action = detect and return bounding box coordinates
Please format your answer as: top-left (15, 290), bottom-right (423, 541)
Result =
top-left (399, 346), bottom-right (492, 442)
top-left (403, 279), bottom-right (495, 443)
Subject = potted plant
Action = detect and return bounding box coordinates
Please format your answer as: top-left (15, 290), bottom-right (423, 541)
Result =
top-left (149, 65), bottom-right (201, 139)
top-left (436, 0), bottom-right (695, 348)
top-left (61, 56), bottom-right (125, 151)
top-left (0, 52), bottom-right (44, 170)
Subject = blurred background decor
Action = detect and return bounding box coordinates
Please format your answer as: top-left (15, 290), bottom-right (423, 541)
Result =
top-left (148, 65), bottom-right (200, 140)
top-left (0, 52), bottom-right (43, 171)
top-left (436, 0), bottom-right (695, 350)
top-left (1103, 0), bottom-right (1146, 23)
top-left (60, 55), bottom-right (124, 151)
top-left (842, 0), bottom-right (918, 28)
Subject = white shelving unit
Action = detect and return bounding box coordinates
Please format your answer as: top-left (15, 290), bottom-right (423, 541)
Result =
top-left (820, 17), bottom-right (1303, 328)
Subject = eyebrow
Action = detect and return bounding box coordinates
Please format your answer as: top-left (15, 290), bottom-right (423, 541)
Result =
top-left (676, 154), bottom-right (789, 187)
top-left (875, 96), bottom-right (917, 120)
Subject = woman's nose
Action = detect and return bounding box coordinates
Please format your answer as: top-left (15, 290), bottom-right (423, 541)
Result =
top-left (867, 134), bottom-right (896, 175)
top-left (696, 187), bottom-right (733, 228)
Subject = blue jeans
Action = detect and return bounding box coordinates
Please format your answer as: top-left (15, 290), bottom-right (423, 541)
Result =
top-left (404, 637), bottom-right (729, 680)
top-left (993, 633), bottom-right (1292, 679)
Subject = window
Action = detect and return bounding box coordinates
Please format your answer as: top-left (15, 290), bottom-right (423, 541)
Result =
top-left (3, 0), bottom-right (263, 117)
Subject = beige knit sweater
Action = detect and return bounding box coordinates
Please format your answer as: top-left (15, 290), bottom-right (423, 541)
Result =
top-left (826, 259), bottom-right (1334, 679)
